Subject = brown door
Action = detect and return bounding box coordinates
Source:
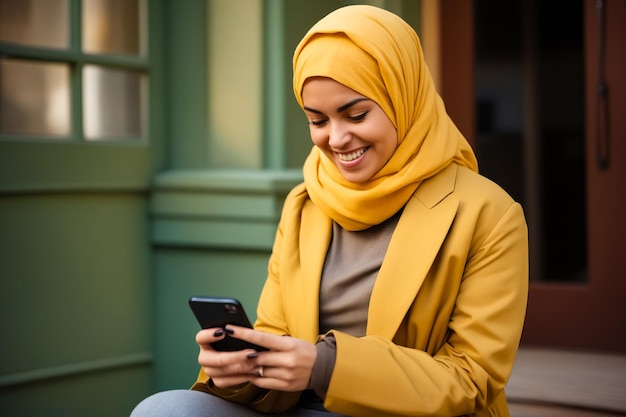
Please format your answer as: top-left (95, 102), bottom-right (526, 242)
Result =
top-left (439, 0), bottom-right (626, 353)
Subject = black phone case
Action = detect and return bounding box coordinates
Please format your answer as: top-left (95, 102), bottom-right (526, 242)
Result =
top-left (188, 296), bottom-right (268, 352)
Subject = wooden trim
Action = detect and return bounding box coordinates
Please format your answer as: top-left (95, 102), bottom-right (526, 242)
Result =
top-left (420, 0), bottom-right (442, 91)
top-left (0, 352), bottom-right (152, 388)
top-left (0, 141), bottom-right (151, 193)
top-left (0, 43), bottom-right (150, 69)
top-left (439, 0), bottom-right (475, 146)
top-left (151, 169), bottom-right (302, 250)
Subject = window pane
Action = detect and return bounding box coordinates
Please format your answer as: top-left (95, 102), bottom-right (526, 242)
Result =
top-left (83, 65), bottom-right (144, 140)
top-left (82, 0), bottom-right (146, 56)
top-left (0, 0), bottom-right (69, 49)
top-left (0, 58), bottom-right (70, 136)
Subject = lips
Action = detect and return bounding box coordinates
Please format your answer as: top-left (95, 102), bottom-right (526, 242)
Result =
top-left (337, 147), bottom-right (368, 162)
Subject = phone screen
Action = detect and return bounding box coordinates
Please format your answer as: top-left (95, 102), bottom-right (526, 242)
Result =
top-left (189, 296), bottom-right (268, 352)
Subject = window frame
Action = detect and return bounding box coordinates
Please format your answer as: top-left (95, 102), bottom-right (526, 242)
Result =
top-left (0, 0), bottom-right (164, 192)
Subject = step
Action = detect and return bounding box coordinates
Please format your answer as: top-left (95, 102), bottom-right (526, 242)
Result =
top-left (506, 348), bottom-right (626, 415)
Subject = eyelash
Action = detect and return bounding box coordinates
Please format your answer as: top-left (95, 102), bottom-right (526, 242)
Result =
top-left (349, 111), bottom-right (368, 122)
top-left (308, 111), bottom-right (368, 126)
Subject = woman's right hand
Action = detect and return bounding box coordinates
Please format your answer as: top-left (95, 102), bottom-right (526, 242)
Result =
top-left (196, 328), bottom-right (260, 387)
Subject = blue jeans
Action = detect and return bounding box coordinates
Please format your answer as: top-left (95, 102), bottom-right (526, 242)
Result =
top-left (130, 390), bottom-right (346, 417)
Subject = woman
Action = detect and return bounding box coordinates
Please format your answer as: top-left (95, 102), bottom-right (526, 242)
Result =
top-left (131, 5), bottom-right (528, 417)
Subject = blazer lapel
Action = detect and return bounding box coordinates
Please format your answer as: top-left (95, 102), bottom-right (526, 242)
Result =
top-left (290, 199), bottom-right (333, 341)
top-left (367, 164), bottom-right (459, 338)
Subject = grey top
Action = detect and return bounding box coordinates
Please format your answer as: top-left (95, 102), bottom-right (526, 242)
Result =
top-left (319, 211), bottom-right (401, 335)
top-left (308, 210), bottom-right (401, 398)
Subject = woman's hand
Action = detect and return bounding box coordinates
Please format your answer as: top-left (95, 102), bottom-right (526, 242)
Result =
top-left (196, 325), bottom-right (317, 392)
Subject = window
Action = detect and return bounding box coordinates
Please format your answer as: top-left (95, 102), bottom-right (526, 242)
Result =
top-left (0, 0), bottom-right (148, 141)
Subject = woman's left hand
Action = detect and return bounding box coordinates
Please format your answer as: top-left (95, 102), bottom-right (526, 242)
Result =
top-left (209, 325), bottom-right (317, 391)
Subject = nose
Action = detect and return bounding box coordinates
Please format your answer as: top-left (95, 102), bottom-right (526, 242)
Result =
top-left (328, 121), bottom-right (351, 149)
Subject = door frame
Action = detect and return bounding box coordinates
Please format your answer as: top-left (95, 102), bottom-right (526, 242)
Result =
top-left (438, 0), bottom-right (626, 353)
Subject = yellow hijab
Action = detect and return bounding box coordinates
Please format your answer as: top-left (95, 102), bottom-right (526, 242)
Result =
top-left (293, 5), bottom-right (478, 231)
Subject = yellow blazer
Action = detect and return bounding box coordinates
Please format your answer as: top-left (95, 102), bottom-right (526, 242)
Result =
top-left (193, 163), bottom-right (528, 417)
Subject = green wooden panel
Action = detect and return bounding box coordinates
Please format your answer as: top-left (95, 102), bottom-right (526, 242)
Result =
top-left (0, 365), bottom-right (153, 417)
top-left (0, 141), bottom-right (152, 192)
top-left (0, 194), bottom-right (152, 378)
top-left (263, 0), bottom-right (288, 169)
top-left (152, 192), bottom-right (281, 219)
top-left (153, 219), bottom-right (278, 250)
top-left (165, 0), bottom-right (208, 169)
top-left (152, 169), bottom-right (302, 193)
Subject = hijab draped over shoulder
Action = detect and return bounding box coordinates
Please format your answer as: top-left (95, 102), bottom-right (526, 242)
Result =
top-left (293, 5), bottom-right (478, 231)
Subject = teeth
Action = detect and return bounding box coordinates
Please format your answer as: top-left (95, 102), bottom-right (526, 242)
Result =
top-left (338, 148), bottom-right (366, 161)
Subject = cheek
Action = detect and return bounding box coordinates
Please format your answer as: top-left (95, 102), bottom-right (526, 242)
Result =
top-left (309, 128), bottom-right (327, 148)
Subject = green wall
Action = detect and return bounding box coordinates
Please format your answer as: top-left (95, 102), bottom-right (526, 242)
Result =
top-left (0, 0), bottom-right (165, 414)
top-left (0, 194), bottom-right (154, 416)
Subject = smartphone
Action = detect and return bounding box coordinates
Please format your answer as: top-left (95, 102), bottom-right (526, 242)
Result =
top-left (188, 296), bottom-right (268, 352)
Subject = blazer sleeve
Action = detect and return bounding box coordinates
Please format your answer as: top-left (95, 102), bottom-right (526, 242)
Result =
top-left (324, 202), bottom-right (529, 417)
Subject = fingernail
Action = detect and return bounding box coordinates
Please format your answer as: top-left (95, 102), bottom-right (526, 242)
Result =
top-left (224, 326), bottom-right (234, 335)
top-left (214, 329), bottom-right (224, 337)
top-left (246, 351), bottom-right (258, 359)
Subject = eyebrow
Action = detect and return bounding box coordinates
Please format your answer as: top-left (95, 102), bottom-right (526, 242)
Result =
top-left (304, 98), bottom-right (370, 115)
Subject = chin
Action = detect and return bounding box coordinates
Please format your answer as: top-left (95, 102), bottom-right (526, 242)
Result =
top-left (340, 172), bottom-right (370, 184)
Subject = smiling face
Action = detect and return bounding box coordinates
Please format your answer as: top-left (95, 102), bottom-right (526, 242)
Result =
top-left (302, 77), bottom-right (398, 184)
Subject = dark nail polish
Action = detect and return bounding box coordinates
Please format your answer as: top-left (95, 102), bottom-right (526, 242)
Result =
top-left (224, 327), bottom-right (234, 335)
top-left (214, 329), bottom-right (225, 337)
top-left (247, 351), bottom-right (259, 359)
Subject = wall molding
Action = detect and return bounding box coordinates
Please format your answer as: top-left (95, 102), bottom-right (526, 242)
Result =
top-left (151, 169), bottom-right (303, 250)
top-left (0, 352), bottom-right (152, 388)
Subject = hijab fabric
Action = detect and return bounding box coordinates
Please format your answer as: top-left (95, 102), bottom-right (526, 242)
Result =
top-left (293, 5), bottom-right (478, 231)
